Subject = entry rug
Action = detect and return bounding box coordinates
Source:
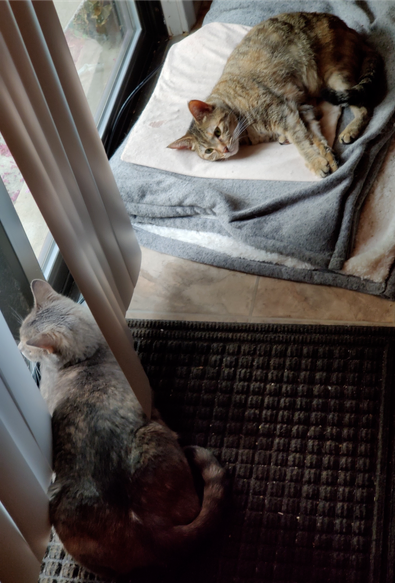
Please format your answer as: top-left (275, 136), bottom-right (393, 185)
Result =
top-left (40, 321), bottom-right (395, 583)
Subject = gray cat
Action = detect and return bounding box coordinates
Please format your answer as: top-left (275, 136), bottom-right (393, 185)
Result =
top-left (19, 280), bottom-right (226, 579)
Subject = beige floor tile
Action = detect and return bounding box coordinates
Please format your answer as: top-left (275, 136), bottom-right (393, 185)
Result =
top-left (128, 247), bottom-right (258, 319)
top-left (252, 277), bottom-right (395, 324)
top-left (128, 248), bottom-right (395, 326)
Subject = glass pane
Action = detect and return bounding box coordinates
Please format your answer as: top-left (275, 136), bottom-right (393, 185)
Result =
top-left (0, 1), bottom-right (140, 270)
top-left (0, 132), bottom-right (48, 262)
top-left (55, 0), bottom-right (140, 124)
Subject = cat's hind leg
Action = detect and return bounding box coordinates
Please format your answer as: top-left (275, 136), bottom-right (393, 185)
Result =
top-left (324, 72), bottom-right (372, 144)
top-left (338, 105), bottom-right (370, 144)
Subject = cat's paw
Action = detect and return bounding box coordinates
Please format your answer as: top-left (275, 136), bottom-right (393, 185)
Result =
top-left (308, 156), bottom-right (333, 178)
top-left (278, 136), bottom-right (290, 145)
top-left (339, 128), bottom-right (359, 144)
top-left (339, 113), bottom-right (369, 144)
top-left (308, 146), bottom-right (338, 177)
top-left (324, 146), bottom-right (339, 173)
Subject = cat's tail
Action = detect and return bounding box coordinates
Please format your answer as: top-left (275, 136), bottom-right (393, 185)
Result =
top-left (322, 46), bottom-right (385, 108)
top-left (170, 446), bottom-right (227, 544)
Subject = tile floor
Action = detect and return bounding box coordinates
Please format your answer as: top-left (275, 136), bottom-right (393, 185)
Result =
top-left (126, 247), bottom-right (395, 326)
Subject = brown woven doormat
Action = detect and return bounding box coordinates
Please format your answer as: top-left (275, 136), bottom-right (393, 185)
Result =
top-left (40, 320), bottom-right (395, 583)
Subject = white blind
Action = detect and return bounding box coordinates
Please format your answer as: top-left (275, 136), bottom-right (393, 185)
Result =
top-left (0, 0), bottom-right (151, 416)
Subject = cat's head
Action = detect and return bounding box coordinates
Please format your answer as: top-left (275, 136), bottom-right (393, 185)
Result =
top-left (168, 100), bottom-right (240, 161)
top-left (19, 280), bottom-right (102, 366)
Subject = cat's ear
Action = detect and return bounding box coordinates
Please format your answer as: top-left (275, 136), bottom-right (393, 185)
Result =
top-left (31, 279), bottom-right (60, 308)
top-left (26, 333), bottom-right (57, 354)
top-left (188, 100), bottom-right (214, 122)
top-left (167, 136), bottom-right (194, 150)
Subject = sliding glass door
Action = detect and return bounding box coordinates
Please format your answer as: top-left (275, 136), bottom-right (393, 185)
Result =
top-left (56, 1), bottom-right (142, 133)
top-left (3, 0), bottom-right (142, 273)
top-left (0, 0), bottom-right (166, 302)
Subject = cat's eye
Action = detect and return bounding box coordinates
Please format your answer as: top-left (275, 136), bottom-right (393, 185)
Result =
top-left (214, 128), bottom-right (221, 137)
top-left (205, 148), bottom-right (214, 154)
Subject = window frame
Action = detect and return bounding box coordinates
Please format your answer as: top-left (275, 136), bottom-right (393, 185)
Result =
top-left (101, 0), bottom-right (168, 157)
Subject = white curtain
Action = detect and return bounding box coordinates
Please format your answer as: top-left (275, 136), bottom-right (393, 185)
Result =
top-left (0, 1), bottom-right (151, 415)
top-left (0, 0), bottom-right (152, 579)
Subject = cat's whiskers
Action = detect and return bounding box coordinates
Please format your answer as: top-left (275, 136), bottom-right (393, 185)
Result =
top-left (238, 119), bottom-right (250, 135)
top-left (10, 307), bottom-right (24, 326)
top-left (221, 104), bottom-right (251, 145)
top-left (232, 117), bottom-right (250, 144)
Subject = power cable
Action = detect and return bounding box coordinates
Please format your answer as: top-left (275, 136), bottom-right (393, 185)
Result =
top-left (105, 63), bottom-right (163, 157)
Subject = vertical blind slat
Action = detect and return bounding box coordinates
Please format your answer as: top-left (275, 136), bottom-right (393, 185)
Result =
top-left (0, 61), bottom-right (152, 414)
top-left (0, 312), bottom-right (52, 465)
top-left (0, 408), bottom-right (51, 562)
top-left (33, 1), bottom-right (142, 293)
top-left (0, 71), bottom-right (152, 414)
top-left (0, 313), bottom-right (52, 566)
top-left (0, 503), bottom-right (42, 583)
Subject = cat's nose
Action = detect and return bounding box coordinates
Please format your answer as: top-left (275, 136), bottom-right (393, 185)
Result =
top-left (223, 146), bottom-right (229, 153)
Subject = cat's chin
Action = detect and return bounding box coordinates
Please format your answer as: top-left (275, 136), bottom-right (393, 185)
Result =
top-left (222, 143), bottom-right (239, 159)
top-left (18, 343), bottom-right (37, 362)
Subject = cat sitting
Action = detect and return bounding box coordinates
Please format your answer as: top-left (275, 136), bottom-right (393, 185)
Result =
top-left (168, 12), bottom-right (384, 178)
top-left (19, 280), bottom-right (226, 579)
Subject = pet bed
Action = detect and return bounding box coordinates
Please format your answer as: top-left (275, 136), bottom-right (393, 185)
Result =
top-left (110, 0), bottom-right (395, 299)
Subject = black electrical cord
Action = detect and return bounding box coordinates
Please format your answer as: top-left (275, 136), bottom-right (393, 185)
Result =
top-left (105, 63), bottom-right (164, 157)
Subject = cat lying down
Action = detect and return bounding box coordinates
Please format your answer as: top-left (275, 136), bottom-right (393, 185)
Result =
top-left (19, 280), bottom-right (226, 579)
top-left (168, 12), bottom-right (385, 178)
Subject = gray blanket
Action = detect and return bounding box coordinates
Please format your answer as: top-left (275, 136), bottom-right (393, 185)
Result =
top-left (111, 0), bottom-right (395, 299)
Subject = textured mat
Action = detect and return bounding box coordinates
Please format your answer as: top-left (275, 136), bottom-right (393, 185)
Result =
top-left (40, 321), bottom-right (395, 583)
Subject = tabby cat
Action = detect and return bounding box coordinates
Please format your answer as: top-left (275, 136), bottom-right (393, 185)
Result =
top-left (19, 280), bottom-right (226, 578)
top-left (168, 12), bottom-right (384, 177)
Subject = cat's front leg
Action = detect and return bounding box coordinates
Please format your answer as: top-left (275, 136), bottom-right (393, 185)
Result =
top-left (299, 105), bottom-right (338, 172)
top-left (245, 124), bottom-right (277, 145)
top-left (281, 109), bottom-right (337, 178)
